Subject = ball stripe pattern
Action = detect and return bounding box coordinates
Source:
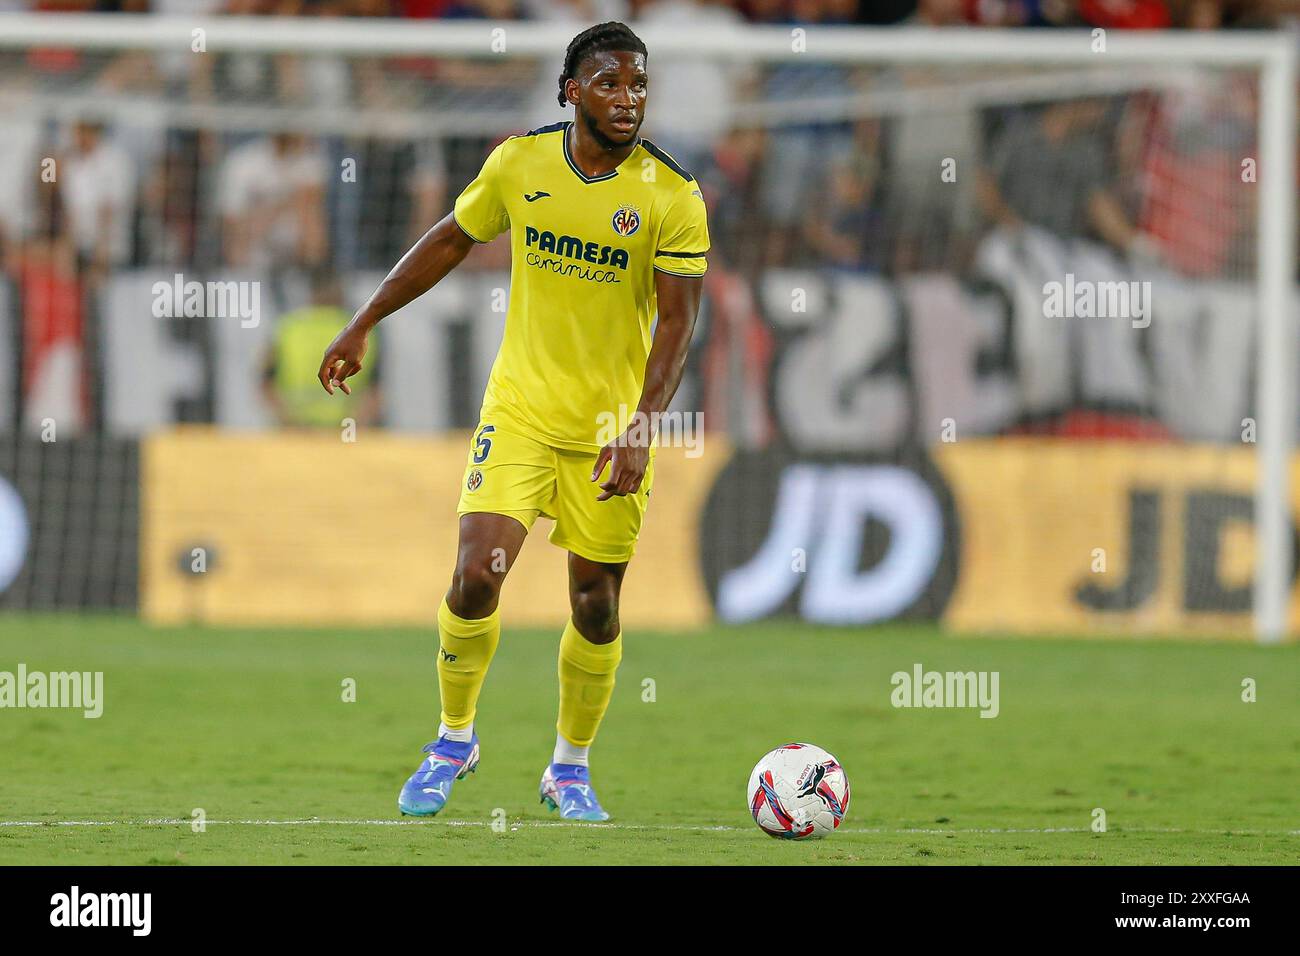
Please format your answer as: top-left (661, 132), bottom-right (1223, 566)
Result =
top-left (747, 743), bottom-right (850, 840)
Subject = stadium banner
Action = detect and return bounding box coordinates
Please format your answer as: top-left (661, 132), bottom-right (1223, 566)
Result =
top-left (703, 439), bottom-right (1299, 640)
top-left (935, 439), bottom-right (1274, 638)
top-left (96, 238), bottom-right (1274, 447)
top-left (100, 270), bottom-right (509, 434)
top-left (139, 429), bottom-right (1300, 639)
top-left (758, 234), bottom-right (1264, 454)
top-left (141, 427), bottom-right (1299, 639)
top-left (96, 233), bottom-right (1279, 446)
top-left (0, 434), bottom-right (140, 610)
top-left (140, 427), bottom-right (726, 629)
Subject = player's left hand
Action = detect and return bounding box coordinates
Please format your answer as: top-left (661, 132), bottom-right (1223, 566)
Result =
top-left (592, 428), bottom-right (650, 501)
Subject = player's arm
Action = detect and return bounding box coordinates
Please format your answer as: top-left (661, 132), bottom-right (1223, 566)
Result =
top-left (319, 137), bottom-right (510, 395)
top-left (593, 270), bottom-right (703, 501)
top-left (594, 177), bottom-right (710, 500)
top-left (638, 270), bottom-right (703, 421)
top-left (317, 213), bottom-right (476, 395)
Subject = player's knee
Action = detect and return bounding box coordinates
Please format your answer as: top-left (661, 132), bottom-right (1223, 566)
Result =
top-left (448, 561), bottom-right (501, 618)
top-left (571, 587), bottom-right (619, 644)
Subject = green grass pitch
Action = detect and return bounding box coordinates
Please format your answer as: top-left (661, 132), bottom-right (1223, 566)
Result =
top-left (0, 614), bottom-right (1296, 865)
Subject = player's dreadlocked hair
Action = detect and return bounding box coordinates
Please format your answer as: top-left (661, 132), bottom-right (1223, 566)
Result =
top-left (556, 22), bottom-right (648, 108)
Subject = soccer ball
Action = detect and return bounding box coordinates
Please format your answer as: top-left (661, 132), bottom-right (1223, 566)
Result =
top-left (747, 742), bottom-right (850, 839)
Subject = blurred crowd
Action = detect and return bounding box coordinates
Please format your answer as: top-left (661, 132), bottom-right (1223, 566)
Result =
top-left (0, 0), bottom-right (1295, 430)
top-left (4, 0), bottom-right (1299, 28)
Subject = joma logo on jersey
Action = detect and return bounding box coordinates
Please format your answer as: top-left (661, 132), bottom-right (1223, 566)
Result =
top-left (524, 226), bottom-right (629, 270)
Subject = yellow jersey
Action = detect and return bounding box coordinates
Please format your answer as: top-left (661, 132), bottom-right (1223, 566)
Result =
top-left (452, 120), bottom-right (710, 451)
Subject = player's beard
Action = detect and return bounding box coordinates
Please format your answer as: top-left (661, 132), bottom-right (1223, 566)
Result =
top-left (578, 102), bottom-right (636, 152)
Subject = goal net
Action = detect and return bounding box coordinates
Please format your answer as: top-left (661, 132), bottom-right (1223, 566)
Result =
top-left (0, 17), bottom-right (1293, 641)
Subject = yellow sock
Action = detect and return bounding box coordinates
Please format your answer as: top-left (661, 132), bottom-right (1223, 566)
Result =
top-left (436, 597), bottom-right (501, 731)
top-left (556, 619), bottom-right (622, 748)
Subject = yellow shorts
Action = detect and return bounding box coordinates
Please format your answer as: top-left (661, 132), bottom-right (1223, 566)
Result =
top-left (456, 420), bottom-right (655, 564)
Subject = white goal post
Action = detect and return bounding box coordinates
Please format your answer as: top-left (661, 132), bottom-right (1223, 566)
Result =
top-left (2, 16), bottom-right (1294, 640)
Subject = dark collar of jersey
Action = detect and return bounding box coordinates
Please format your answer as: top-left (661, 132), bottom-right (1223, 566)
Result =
top-left (560, 120), bottom-right (641, 184)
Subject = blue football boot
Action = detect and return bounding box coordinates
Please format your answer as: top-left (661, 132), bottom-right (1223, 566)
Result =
top-left (539, 762), bottom-right (610, 821)
top-left (397, 734), bottom-right (479, 816)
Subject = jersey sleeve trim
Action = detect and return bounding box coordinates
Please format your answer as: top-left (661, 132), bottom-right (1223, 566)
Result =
top-left (452, 212), bottom-right (490, 244)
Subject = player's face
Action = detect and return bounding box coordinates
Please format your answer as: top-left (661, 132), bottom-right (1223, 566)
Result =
top-left (576, 51), bottom-right (647, 149)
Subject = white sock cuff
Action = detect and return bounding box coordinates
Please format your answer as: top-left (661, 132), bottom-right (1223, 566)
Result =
top-left (439, 721), bottom-right (474, 743)
top-left (553, 733), bottom-right (589, 767)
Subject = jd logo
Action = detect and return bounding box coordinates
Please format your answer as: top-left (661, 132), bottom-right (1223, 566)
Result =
top-left (439, 647), bottom-right (458, 663)
top-left (0, 477), bottom-right (28, 595)
top-left (1074, 488), bottom-right (1298, 613)
top-left (700, 452), bottom-right (959, 625)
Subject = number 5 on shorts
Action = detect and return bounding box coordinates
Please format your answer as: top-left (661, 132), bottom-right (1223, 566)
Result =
top-left (473, 425), bottom-right (495, 464)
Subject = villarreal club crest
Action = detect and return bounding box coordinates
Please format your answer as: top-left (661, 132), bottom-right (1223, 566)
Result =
top-left (611, 204), bottom-right (641, 238)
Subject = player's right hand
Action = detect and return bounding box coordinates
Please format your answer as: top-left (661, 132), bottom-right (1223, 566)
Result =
top-left (318, 324), bottom-right (369, 396)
